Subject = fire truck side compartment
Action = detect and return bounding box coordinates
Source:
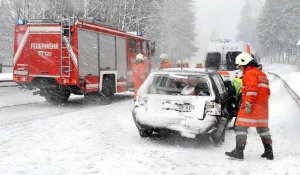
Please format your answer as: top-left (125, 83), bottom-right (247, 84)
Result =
top-left (78, 29), bottom-right (99, 76)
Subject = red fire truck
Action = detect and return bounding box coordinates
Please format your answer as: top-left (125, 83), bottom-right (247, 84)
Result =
top-left (13, 18), bottom-right (153, 103)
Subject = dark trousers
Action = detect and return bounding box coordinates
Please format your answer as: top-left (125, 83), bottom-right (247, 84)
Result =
top-left (235, 126), bottom-right (272, 146)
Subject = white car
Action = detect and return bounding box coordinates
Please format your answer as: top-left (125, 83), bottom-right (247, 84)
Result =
top-left (132, 68), bottom-right (232, 143)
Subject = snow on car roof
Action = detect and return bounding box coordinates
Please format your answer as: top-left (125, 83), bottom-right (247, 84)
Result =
top-left (157, 68), bottom-right (216, 74)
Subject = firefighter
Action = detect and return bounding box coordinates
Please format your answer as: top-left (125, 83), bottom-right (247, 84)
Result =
top-left (176, 60), bottom-right (183, 68)
top-left (133, 53), bottom-right (146, 99)
top-left (225, 52), bottom-right (274, 160)
top-left (182, 59), bottom-right (189, 68)
top-left (159, 53), bottom-right (173, 69)
top-left (195, 62), bottom-right (204, 68)
top-left (227, 73), bottom-right (243, 130)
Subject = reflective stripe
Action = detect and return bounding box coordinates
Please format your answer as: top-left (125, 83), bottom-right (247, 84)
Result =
top-left (236, 131), bottom-right (248, 136)
top-left (243, 83), bottom-right (269, 89)
top-left (237, 118), bottom-right (268, 124)
top-left (259, 132), bottom-right (271, 137)
top-left (246, 92), bottom-right (258, 96)
top-left (258, 83), bottom-right (269, 88)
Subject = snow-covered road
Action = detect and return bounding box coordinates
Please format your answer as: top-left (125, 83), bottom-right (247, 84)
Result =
top-left (0, 70), bottom-right (300, 174)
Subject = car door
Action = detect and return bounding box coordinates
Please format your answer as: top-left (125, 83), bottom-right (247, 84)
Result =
top-left (210, 73), bottom-right (229, 114)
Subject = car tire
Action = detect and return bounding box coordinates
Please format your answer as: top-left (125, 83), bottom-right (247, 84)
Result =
top-left (211, 122), bottom-right (227, 144)
top-left (138, 128), bottom-right (153, 138)
top-left (132, 111), bottom-right (153, 138)
top-left (212, 129), bottom-right (225, 144)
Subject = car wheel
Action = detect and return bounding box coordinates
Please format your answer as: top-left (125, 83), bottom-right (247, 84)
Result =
top-left (211, 129), bottom-right (225, 144)
top-left (138, 128), bottom-right (153, 138)
top-left (211, 123), bottom-right (227, 144)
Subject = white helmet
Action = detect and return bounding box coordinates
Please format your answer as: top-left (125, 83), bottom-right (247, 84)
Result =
top-left (235, 52), bottom-right (253, 67)
top-left (182, 59), bottom-right (189, 64)
top-left (176, 60), bottom-right (182, 64)
top-left (136, 53), bottom-right (144, 61)
top-left (160, 53), bottom-right (169, 61)
top-left (196, 60), bottom-right (202, 64)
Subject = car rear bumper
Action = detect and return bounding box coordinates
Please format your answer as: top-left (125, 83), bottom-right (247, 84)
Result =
top-left (133, 107), bottom-right (217, 138)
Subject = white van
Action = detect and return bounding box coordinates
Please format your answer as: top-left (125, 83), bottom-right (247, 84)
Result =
top-left (204, 40), bottom-right (253, 79)
top-left (205, 40), bottom-right (252, 71)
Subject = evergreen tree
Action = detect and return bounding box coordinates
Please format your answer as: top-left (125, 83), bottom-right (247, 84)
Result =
top-left (0, 0), bottom-right (198, 69)
top-left (256, 0), bottom-right (300, 62)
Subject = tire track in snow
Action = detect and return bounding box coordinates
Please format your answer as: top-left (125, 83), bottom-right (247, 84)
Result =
top-left (0, 94), bottom-right (133, 127)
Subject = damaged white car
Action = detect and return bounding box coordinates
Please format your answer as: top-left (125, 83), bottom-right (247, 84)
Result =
top-left (132, 68), bottom-right (232, 143)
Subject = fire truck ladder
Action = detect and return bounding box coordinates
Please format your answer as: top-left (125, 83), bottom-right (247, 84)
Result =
top-left (60, 19), bottom-right (72, 77)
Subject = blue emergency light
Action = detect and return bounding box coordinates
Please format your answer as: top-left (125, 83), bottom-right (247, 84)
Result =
top-left (16, 19), bottom-right (26, 25)
top-left (137, 31), bottom-right (143, 36)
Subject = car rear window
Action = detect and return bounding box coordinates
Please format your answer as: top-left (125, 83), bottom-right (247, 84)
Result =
top-left (148, 74), bottom-right (211, 96)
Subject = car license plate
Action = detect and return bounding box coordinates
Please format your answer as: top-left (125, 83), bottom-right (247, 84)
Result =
top-left (176, 103), bottom-right (194, 112)
top-left (162, 101), bottom-right (194, 112)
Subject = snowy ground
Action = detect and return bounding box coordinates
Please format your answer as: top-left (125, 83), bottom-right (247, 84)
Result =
top-left (0, 73), bottom-right (13, 81)
top-left (264, 63), bottom-right (300, 96)
top-left (0, 64), bottom-right (300, 175)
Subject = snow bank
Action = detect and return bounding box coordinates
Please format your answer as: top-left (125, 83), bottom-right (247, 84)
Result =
top-left (264, 63), bottom-right (300, 96)
top-left (0, 73), bottom-right (13, 81)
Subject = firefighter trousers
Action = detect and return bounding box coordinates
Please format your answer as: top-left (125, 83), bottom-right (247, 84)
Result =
top-left (235, 126), bottom-right (272, 145)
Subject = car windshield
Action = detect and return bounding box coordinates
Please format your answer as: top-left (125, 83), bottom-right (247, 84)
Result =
top-left (147, 74), bottom-right (210, 96)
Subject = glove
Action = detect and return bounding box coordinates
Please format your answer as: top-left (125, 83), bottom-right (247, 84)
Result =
top-left (245, 102), bottom-right (252, 114)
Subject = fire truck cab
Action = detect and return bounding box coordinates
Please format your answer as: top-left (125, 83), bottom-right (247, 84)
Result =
top-left (13, 18), bottom-right (153, 103)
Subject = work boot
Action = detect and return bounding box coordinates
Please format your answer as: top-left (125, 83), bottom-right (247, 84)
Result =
top-left (261, 140), bottom-right (274, 160)
top-left (225, 139), bottom-right (246, 160)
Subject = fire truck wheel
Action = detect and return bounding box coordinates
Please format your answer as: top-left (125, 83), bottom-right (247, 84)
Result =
top-left (44, 89), bottom-right (70, 104)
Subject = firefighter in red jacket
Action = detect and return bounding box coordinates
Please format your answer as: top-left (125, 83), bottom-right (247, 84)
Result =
top-left (225, 52), bottom-right (274, 160)
top-left (176, 60), bottom-right (183, 68)
top-left (195, 61), bottom-right (204, 68)
top-left (159, 54), bottom-right (173, 69)
top-left (181, 59), bottom-right (189, 68)
top-left (133, 53), bottom-right (146, 99)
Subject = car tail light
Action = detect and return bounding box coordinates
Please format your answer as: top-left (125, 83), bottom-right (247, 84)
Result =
top-left (205, 101), bottom-right (221, 116)
top-left (135, 96), bottom-right (148, 107)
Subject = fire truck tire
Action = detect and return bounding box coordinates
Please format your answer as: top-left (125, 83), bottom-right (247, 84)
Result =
top-left (44, 89), bottom-right (70, 104)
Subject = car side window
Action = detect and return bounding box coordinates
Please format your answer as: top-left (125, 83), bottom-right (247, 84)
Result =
top-left (212, 74), bottom-right (226, 94)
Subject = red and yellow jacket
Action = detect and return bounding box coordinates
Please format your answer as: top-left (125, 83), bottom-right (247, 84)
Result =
top-left (133, 62), bottom-right (146, 98)
top-left (159, 61), bottom-right (173, 69)
top-left (236, 66), bottom-right (270, 127)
